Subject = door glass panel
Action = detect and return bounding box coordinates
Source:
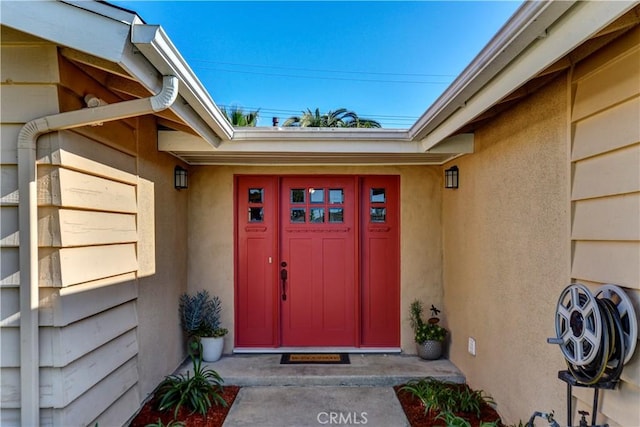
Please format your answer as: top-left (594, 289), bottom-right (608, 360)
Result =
top-left (370, 207), bottom-right (386, 223)
top-left (291, 189), bottom-right (305, 204)
top-left (370, 188), bottom-right (386, 203)
top-left (290, 208), bottom-right (306, 223)
top-left (248, 188), bottom-right (263, 203)
top-left (329, 208), bottom-right (344, 223)
top-left (310, 208), bottom-right (325, 223)
top-left (248, 207), bottom-right (263, 222)
top-left (329, 189), bottom-right (344, 204)
top-left (309, 188), bottom-right (324, 204)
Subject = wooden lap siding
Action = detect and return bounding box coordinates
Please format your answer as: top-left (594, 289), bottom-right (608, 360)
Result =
top-left (1, 43), bottom-right (144, 426)
top-left (569, 27), bottom-right (640, 427)
top-left (37, 131), bottom-right (141, 426)
top-left (1, 42), bottom-right (62, 426)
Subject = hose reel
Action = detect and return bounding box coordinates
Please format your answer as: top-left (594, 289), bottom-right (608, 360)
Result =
top-left (548, 283), bottom-right (638, 385)
top-left (544, 283), bottom-right (638, 427)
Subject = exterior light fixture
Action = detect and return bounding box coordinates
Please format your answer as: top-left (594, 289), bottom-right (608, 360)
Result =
top-left (444, 165), bottom-right (459, 189)
top-left (174, 166), bottom-right (188, 190)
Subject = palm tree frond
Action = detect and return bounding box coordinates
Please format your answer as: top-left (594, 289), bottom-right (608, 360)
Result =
top-left (222, 105), bottom-right (260, 127)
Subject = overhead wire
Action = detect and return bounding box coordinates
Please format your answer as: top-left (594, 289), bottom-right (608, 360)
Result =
top-left (189, 58), bottom-right (457, 79)
top-left (199, 59), bottom-right (440, 126)
top-left (217, 104), bottom-right (419, 126)
top-left (194, 66), bottom-right (452, 85)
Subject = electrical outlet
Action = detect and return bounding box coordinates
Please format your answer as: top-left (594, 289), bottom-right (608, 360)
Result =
top-left (468, 337), bottom-right (476, 356)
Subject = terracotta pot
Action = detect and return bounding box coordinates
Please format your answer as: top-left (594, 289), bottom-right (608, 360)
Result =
top-left (417, 340), bottom-right (442, 360)
top-left (200, 336), bottom-right (224, 362)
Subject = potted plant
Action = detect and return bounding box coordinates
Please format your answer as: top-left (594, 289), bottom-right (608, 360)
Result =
top-left (179, 290), bottom-right (228, 362)
top-left (410, 300), bottom-right (447, 360)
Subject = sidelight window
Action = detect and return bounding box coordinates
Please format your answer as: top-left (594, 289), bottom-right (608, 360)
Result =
top-left (370, 188), bottom-right (386, 222)
top-left (248, 188), bottom-right (264, 222)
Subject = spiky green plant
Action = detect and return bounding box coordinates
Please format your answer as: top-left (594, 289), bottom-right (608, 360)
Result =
top-left (436, 411), bottom-right (473, 427)
top-left (436, 411), bottom-right (500, 427)
top-left (144, 419), bottom-right (185, 427)
top-left (155, 346), bottom-right (227, 419)
top-left (400, 377), bottom-right (496, 419)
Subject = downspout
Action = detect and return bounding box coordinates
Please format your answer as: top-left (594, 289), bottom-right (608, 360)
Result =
top-left (17, 75), bottom-right (178, 426)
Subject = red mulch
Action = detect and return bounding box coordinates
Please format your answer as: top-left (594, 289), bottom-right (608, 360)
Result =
top-left (394, 384), bottom-right (504, 427)
top-left (130, 382), bottom-right (503, 426)
top-left (129, 385), bottom-right (240, 427)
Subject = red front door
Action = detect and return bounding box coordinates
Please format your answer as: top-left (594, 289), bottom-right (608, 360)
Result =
top-left (235, 175), bottom-right (399, 348)
top-left (280, 177), bottom-right (356, 346)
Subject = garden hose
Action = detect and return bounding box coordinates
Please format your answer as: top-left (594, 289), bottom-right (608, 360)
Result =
top-left (566, 296), bottom-right (624, 385)
top-left (548, 283), bottom-right (637, 386)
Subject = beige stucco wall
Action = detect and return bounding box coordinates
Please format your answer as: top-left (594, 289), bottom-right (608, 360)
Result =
top-left (442, 74), bottom-right (570, 423)
top-left (136, 116), bottom-right (190, 398)
top-left (188, 165), bottom-right (443, 353)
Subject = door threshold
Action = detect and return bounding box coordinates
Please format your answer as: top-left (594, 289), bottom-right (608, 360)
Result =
top-left (233, 347), bottom-right (402, 354)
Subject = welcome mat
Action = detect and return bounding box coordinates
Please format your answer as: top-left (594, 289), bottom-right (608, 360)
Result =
top-left (280, 353), bottom-right (350, 365)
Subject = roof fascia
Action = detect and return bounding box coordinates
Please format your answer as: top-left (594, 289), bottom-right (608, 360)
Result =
top-left (62, 1), bottom-right (139, 24)
top-left (418, 0), bottom-right (637, 152)
top-left (160, 130), bottom-right (422, 153)
top-left (232, 127), bottom-right (410, 142)
top-left (131, 24), bottom-right (233, 145)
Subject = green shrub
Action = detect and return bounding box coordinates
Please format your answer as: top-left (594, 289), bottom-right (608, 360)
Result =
top-left (155, 348), bottom-right (227, 418)
top-left (409, 300), bottom-right (447, 343)
top-left (400, 377), bottom-right (496, 419)
top-left (436, 411), bottom-right (500, 427)
top-left (144, 419), bottom-right (185, 427)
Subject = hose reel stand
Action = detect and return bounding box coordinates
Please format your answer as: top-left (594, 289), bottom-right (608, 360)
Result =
top-left (545, 283), bottom-right (638, 427)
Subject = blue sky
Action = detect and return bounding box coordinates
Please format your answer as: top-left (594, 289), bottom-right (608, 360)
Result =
top-left (110, 1), bottom-right (523, 127)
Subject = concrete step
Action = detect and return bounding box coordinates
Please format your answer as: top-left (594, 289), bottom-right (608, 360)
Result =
top-left (191, 354), bottom-right (465, 387)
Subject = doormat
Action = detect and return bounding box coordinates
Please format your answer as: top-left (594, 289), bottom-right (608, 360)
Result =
top-left (280, 353), bottom-right (350, 365)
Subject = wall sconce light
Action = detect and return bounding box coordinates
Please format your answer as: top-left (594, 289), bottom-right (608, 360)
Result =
top-left (174, 166), bottom-right (188, 190)
top-left (444, 165), bottom-right (459, 189)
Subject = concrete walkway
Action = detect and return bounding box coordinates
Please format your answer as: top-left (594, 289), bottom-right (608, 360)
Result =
top-left (185, 354), bottom-right (464, 427)
top-left (223, 386), bottom-right (408, 427)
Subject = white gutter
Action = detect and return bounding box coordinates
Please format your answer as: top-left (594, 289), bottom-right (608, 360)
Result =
top-left (17, 75), bottom-right (178, 426)
top-left (131, 24), bottom-right (234, 144)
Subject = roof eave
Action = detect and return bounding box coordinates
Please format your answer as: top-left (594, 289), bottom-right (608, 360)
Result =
top-left (409, 0), bottom-right (574, 143)
top-left (0, 1), bottom-right (232, 147)
top-left (130, 24), bottom-right (234, 145)
top-left (158, 128), bottom-right (468, 166)
top-left (410, 0), bottom-right (637, 151)
top-left (1, 0), bottom-right (134, 63)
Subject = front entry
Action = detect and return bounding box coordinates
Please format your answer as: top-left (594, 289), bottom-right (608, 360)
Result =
top-left (280, 177), bottom-right (356, 346)
top-left (235, 175), bottom-right (399, 348)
